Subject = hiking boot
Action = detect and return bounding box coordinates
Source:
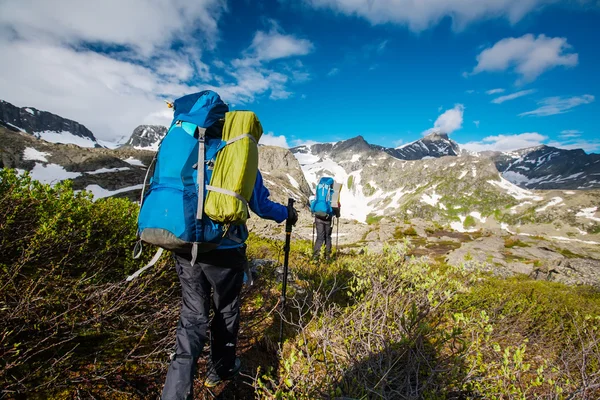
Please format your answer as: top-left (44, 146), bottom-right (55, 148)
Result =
top-left (204, 357), bottom-right (241, 388)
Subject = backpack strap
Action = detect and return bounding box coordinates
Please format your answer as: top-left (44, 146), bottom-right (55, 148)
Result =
top-left (196, 127), bottom-right (207, 219)
top-left (224, 133), bottom-right (257, 146)
top-left (126, 248), bottom-right (164, 281)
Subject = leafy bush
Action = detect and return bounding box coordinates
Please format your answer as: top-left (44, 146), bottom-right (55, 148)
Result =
top-left (255, 248), bottom-right (600, 399)
top-left (0, 169), bottom-right (178, 397)
top-left (463, 215), bottom-right (476, 229)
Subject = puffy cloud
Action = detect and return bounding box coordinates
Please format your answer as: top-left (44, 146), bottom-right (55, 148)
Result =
top-left (0, 0), bottom-right (314, 142)
top-left (260, 132), bottom-right (290, 148)
top-left (471, 34), bottom-right (578, 83)
top-left (248, 29), bottom-right (314, 62)
top-left (520, 95), bottom-right (594, 117)
top-left (491, 89), bottom-right (537, 104)
top-left (423, 104), bottom-right (464, 135)
top-left (0, 0), bottom-right (226, 55)
top-left (486, 88), bottom-right (505, 95)
top-left (462, 132), bottom-right (548, 152)
top-left (303, 0), bottom-right (561, 31)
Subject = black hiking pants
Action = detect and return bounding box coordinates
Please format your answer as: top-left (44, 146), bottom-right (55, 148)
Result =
top-left (161, 246), bottom-right (246, 400)
top-left (313, 217), bottom-right (333, 260)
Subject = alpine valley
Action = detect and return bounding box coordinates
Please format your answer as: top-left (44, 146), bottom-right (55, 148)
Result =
top-left (1, 99), bottom-right (599, 288)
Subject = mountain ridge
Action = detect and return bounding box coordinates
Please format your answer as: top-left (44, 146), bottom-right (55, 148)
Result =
top-left (0, 99), bottom-right (100, 148)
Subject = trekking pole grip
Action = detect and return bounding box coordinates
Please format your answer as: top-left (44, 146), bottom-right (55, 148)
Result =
top-left (285, 198), bottom-right (295, 234)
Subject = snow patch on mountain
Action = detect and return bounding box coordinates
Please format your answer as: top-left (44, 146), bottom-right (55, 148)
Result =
top-left (30, 163), bottom-right (81, 184)
top-left (85, 167), bottom-right (131, 175)
top-left (23, 147), bottom-right (49, 162)
top-left (6, 122), bottom-right (26, 132)
top-left (295, 152), bottom-right (320, 165)
top-left (287, 174), bottom-right (300, 189)
top-left (576, 207), bottom-right (600, 222)
top-left (122, 157), bottom-right (146, 167)
top-left (421, 192), bottom-right (442, 206)
top-left (488, 177), bottom-right (543, 201)
top-left (450, 215), bottom-right (478, 233)
top-left (35, 130), bottom-right (97, 148)
top-left (469, 211), bottom-right (487, 223)
top-left (535, 197), bottom-right (564, 212)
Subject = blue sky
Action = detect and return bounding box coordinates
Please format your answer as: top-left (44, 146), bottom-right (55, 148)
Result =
top-left (0, 0), bottom-right (598, 152)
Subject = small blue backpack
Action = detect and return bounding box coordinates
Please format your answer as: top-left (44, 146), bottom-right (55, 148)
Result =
top-left (311, 177), bottom-right (335, 218)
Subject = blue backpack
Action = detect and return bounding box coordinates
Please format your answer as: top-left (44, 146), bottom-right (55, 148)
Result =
top-left (311, 177), bottom-right (335, 218)
top-left (128, 91), bottom-right (246, 280)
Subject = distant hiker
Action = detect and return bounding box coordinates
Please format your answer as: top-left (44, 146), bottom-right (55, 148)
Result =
top-left (310, 177), bottom-right (341, 261)
top-left (132, 91), bottom-right (298, 399)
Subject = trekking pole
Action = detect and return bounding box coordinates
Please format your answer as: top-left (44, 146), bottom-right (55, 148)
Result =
top-left (336, 216), bottom-right (339, 254)
top-left (279, 198), bottom-right (295, 348)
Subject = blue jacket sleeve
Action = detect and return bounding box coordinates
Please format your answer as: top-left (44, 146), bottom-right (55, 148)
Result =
top-left (249, 171), bottom-right (288, 223)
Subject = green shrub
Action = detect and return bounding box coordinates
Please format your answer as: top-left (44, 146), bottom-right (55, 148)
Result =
top-left (0, 169), bottom-right (178, 397)
top-left (463, 215), bottom-right (476, 229)
top-left (365, 214), bottom-right (383, 225)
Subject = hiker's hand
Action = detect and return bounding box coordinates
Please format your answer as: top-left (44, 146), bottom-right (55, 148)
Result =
top-left (287, 205), bottom-right (298, 226)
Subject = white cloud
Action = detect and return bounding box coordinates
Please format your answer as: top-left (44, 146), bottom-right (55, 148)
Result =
top-left (260, 131), bottom-right (289, 148)
top-left (473, 120), bottom-right (480, 128)
top-left (463, 132), bottom-right (600, 153)
top-left (519, 95), bottom-right (594, 117)
top-left (471, 34), bottom-right (578, 83)
top-left (327, 67), bottom-right (340, 76)
top-left (423, 104), bottom-right (464, 135)
top-left (560, 130), bottom-right (582, 138)
top-left (303, 0), bottom-right (559, 31)
top-left (491, 89), bottom-right (537, 104)
top-left (249, 29), bottom-right (314, 62)
top-left (462, 132), bottom-right (548, 152)
top-left (0, 2), bottom-right (314, 143)
top-left (486, 88), bottom-right (505, 95)
top-left (0, 0), bottom-right (226, 55)
top-left (547, 139), bottom-right (600, 153)
top-left (291, 139), bottom-right (321, 147)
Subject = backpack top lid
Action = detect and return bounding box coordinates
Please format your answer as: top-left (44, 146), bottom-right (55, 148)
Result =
top-left (171, 90), bottom-right (229, 128)
top-left (318, 176), bottom-right (335, 187)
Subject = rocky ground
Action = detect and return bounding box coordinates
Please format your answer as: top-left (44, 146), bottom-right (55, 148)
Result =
top-left (249, 214), bottom-right (600, 289)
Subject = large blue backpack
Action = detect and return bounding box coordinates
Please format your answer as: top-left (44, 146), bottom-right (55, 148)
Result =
top-left (311, 177), bottom-right (335, 218)
top-left (128, 91), bottom-right (246, 280)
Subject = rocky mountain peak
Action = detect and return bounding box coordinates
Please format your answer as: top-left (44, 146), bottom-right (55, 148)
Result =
top-left (385, 131), bottom-right (460, 160)
top-left (125, 125), bottom-right (168, 151)
top-left (422, 131), bottom-right (449, 141)
top-left (0, 99), bottom-right (99, 147)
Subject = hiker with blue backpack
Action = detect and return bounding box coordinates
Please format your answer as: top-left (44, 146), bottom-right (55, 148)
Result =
top-left (131, 91), bottom-right (298, 399)
top-left (310, 177), bottom-right (341, 261)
